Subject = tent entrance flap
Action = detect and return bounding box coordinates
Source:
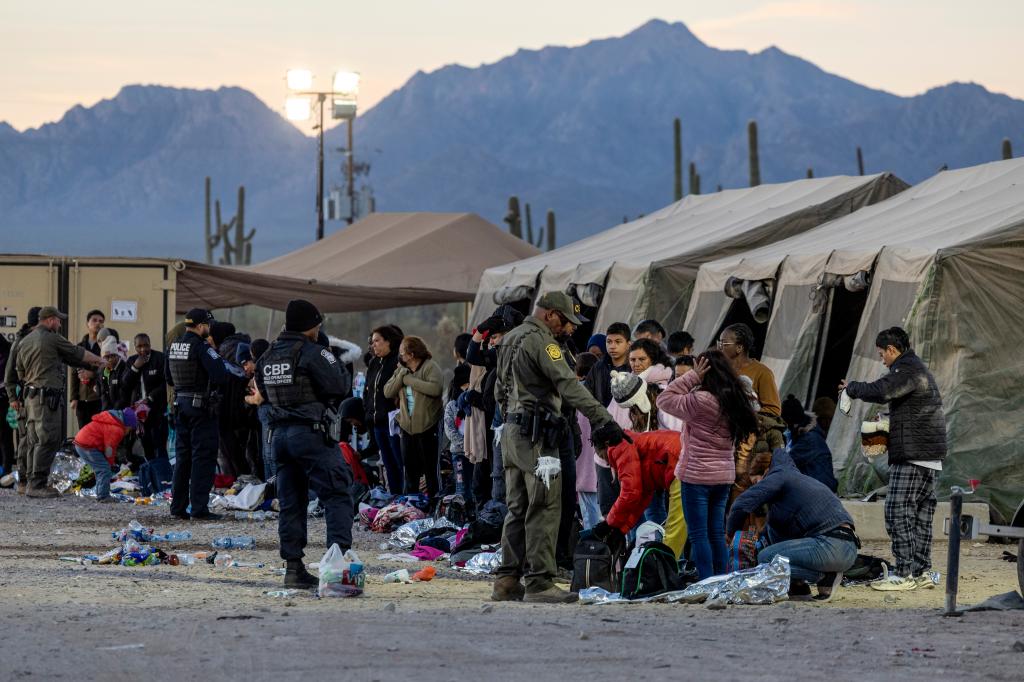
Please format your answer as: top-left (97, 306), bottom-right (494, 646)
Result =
top-left (717, 297), bottom-right (770, 360)
top-left (807, 284), bottom-right (870, 406)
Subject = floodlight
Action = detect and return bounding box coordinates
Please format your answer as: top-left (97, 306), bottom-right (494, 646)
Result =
top-left (285, 97), bottom-right (312, 121)
top-left (332, 71), bottom-right (360, 98)
top-left (286, 69), bottom-right (313, 91)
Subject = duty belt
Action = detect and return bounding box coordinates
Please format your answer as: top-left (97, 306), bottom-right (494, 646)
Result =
top-left (504, 412), bottom-right (528, 425)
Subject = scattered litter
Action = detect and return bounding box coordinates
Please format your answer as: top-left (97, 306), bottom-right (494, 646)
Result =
top-left (376, 552), bottom-right (420, 563)
top-left (383, 569), bottom-right (411, 584)
top-left (211, 536), bottom-right (256, 550)
top-left (412, 566), bottom-right (437, 582)
top-left (383, 602), bottom-right (397, 612)
top-left (265, 590), bottom-right (302, 598)
top-left (216, 614), bottom-right (263, 621)
top-left (387, 517), bottom-right (456, 550)
top-left (479, 604), bottom-right (493, 614)
top-left (318, 544), bottom-right (364, 598)
top-left (456, 549), bottom-right (503, 575)
top-left (99, 643), bottom-right (145, 651)
top-left (578, 631), bottom-right (589, 640)
top-left (233, 510), bottom-right (277, 522)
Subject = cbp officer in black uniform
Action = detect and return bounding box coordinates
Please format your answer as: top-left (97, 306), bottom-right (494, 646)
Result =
top-left (165, 309), bottom-right (246, 520)
top-left (256, 299), bottom-right (354, 588)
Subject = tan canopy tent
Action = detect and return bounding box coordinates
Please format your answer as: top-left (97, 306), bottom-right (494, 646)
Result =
top-left (685, 158), bottom-right (1024, 520)
top-left (176, 212), bottom-right (539, 313)
top-left (470, 174), bottom-right (906, 330)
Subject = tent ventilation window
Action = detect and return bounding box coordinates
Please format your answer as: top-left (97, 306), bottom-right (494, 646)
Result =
top-left (494, 285), bottom-right (535, 305)
top-left (566, 282), bottom-right (604, 308)
top-left (811, 270), bottom-right (872, 312)
top-left (724, 277), bottom-right (773, 324)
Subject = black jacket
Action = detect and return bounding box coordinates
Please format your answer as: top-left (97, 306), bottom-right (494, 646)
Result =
top-left (97, 360), bottom-right (131, 410)
top-left (256, 331), bottom-right (351, 426)
top-left (364, 352), bottom-right (400, 427)
top-left (122, 351), bottom-right (167, 415)
top-left (846, 350), bottom-right (946, 464)
top-left (583, 355), bottom-right (629, 407)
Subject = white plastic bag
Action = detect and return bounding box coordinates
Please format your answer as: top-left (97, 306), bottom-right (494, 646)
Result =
top-left (318, 543), bottom-right (365, 598)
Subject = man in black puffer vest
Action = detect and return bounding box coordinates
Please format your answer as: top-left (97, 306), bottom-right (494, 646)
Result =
top-left (841, 326), bottom-right (946, 590)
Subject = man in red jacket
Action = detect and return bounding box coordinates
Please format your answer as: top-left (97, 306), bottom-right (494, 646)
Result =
top-left (592, 430), bottom-right (684, 555)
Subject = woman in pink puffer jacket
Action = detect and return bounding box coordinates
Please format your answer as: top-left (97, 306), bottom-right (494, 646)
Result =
top-left (657, 350), bottom-right (758, 580)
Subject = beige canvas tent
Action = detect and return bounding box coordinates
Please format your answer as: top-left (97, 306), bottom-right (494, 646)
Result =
top-left (175, 212), bottom-right (539, 313)
top-left (685, 158), bottom-right (1024, 520)
top-left (470, 174), bottom-right (905, 330)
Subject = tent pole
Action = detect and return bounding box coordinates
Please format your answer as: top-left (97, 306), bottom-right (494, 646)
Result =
top-left (266, 309), bottom-right (275, 339)
top-left (463, 302), bottom-right (470, 331)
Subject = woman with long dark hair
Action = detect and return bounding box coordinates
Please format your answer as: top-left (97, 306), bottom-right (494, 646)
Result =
top-left (657, 350), bottom-right (757, 579)
top-left (364, 325), bottom-right (405, 493)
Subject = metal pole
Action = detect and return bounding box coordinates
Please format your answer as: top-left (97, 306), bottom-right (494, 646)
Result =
top-left (347, 117), bottom-right (355, 225)
top-left (316, 94), bottom-right (325, 241)
top-left (944, 490), bottom-right (963, 616)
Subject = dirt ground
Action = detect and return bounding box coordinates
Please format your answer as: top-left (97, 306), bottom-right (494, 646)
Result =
top-left (0, 488), bottom-right (1022, 681)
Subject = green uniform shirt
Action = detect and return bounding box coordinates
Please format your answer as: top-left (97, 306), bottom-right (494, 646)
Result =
top-left (4, 335), bottom-right (25, 398)
top-left (14, 327), bottom-right (87, 390)
top-left (495, 316), bottom-right (610, 426)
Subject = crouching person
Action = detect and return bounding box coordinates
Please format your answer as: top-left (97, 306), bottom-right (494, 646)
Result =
top-left (73, 403), bottom-right (149, 502)
top-left (727, 450), bottom-right (859, 601)
top-left (590, 429), bottom-right (686, 559)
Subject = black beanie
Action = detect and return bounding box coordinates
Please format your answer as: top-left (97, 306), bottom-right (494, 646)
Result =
top-left (251, 338), bottom-right (270, 361)
top-left (210, 321), bottom-right (235, 347)
top-left (286, 299), bottom-right (323, 332)
top-left (781, 394), bottom-right (811, 428)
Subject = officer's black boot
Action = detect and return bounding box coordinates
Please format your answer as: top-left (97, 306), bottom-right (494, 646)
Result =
top-left (284, 560), bottom-right (319, 588)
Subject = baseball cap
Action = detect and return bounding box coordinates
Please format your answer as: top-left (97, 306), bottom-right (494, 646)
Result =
top-left (536, 291), bottom-right (582, 325)
top-left (38, 306), bottom-right (68, 321)
top-left (184, 308), bottom-right (214, 326)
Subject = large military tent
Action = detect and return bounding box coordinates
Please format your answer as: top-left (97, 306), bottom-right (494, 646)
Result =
top-left (470, 174), bottom-right (905, 330)
top-left (685, 158), bottom-right (1024, 520)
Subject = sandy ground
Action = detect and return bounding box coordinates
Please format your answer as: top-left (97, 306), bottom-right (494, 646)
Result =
top-left (0, 488), bottom-right (1022, 681)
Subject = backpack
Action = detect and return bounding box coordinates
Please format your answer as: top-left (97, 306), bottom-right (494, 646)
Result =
top-left (571, 537), bottom-right (618, 593)
top-left (434, 494), bottom-right (469, 527)
top-left (844, 554), bottom-right (888, 582)
top-left (620, 541), bottom-right (684, 599)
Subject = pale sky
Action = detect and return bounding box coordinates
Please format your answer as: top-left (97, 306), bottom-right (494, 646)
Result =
top-left (2, 0), bottom-right (1021, 133)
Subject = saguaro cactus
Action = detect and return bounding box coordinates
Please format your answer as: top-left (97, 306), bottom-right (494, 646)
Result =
top-left (546, 210), bottom-right (556, 252)
top-left (1003, 138), bottom-right (1013, 160)
top-left (504, 196), bottom-right (523, 238)
top-left (673, 118), bottom-right (683, 201)
top-left (688, 162), bottom-right (698, 196)
top-left (807, 167), bottom-right (814, 178)
top-left (856, 146), bottom-right (865, 176)
top-left (748, 120), bottom-right (761, 187)
top-left (204, 178), bottom-right (255, 265)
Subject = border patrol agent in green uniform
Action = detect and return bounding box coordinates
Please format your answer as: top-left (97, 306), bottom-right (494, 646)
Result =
top-left (4, 307), bottom-right (41, 495)
top-left (491, 292), bottom-right (626, 603)
top-left (15, 306), bottom-right (105, 497)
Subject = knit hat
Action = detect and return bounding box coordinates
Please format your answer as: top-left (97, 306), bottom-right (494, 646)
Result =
top-left (100, 336), bottom-right (120, 357)
top-left (453, 363), bottom-right (471, 387)
top-left (781, 394), bottom-right (811, 428)
top-left (235, 342), bottom-right (253, 365)
top-left (610, 371), bottom-right (650, 413)
top-left (120, 408), bottom-right (138, 430)
top-left (286, 299), bottom-right (323, 332)
top-left (250, 338), bottom-right (270, 361)
top-left (586, 333), bottom-right (607, 354)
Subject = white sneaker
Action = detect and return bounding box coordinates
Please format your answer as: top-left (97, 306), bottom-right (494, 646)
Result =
top-left (914, 572), bottom-right (939, 589)
top-left (870, 575), bottom-right (918, 591)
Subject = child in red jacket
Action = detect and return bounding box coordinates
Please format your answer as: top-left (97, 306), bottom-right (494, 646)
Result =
top-left (591, 429), bottom-right (687, 558)
top-left (73, 404), bottom-right (148, 501)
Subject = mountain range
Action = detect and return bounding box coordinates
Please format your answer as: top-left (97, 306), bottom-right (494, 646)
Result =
top-left (3, 19), bottom-right (1023, 261)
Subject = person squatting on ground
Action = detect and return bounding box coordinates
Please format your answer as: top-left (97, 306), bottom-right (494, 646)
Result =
top-left (165, 309), bottom-right (247, 520)
top-left (658, 352), bottom-right (758, 580)
top-left (491, 292), bottom-right (623, 604)
top-left (589, 429), bottom-right (686, 558)
top-left (73, 403), bottom-right (149, 502)
top-left (15, 306), bottom-right (106, 497)
top-left (728, 450), bottom-right (859, 601)
top-left (841, 326), bottom-right (946, 590)
top-left (780, 394), bottom-right (838, 492)
top-left (384, 335), bottom-right (443, 500)
top-left (256, 299), bottom-right (354, 588)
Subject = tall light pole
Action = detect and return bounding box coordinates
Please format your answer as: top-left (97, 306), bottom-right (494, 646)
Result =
top-left (285, 69), bottom-right (360, 241)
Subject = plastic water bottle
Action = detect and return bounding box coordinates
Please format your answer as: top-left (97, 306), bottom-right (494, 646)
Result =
top-left (353, 371), bottom-right (366, 398)
top-left (211, 536), bottom-right (256, 550)
top-left (157, 530), bottom-right (193, 542)
top-left (233, 511), bottom-right (276, 522)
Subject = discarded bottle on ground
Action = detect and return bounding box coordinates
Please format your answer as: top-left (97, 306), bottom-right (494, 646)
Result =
top-left (233, 511), bottom-right (276, 522)
top-left (211, 536), bottom-right (256, 550)
top-left (156, 530), bottom-right (193, 542)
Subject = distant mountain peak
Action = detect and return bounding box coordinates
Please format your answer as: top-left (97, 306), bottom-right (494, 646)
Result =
top-left (627, 18), bottom-right (704, 45)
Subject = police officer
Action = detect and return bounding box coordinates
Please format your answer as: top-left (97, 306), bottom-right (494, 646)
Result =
top-left (4, 307), bottom-right (41, 494)
top-left (15, 306), bottom-right (105, 497)
top-left (165, 309), bottom-right (246, 520)
top-left (491, 292), bottom-right (626, 603)
top-left (256, 299), bottom-right (354, 588)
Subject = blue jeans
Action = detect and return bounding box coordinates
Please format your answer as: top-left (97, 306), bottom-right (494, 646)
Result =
top-left (578, 491), bottom-right (601, 530)
top-left (757, 535), bottom-right (859, 584)
top-left (644, 489), bottom-right (668, 525)
top-left (373, 424), bottom-right (404, 494)
top-left (454, 453), bottom-right (474, 505)
top-left (75, 445), bottom-right (112, 499)
top-left (258, 405), bottom-right (276, 481)
top-left (681, 482), bottom-right (730, 580)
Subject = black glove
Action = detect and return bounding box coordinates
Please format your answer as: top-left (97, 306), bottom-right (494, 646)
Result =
top-left (592, 421), bottom-right (631, 448)
top-left (593, 521), bottom-right (624, 547)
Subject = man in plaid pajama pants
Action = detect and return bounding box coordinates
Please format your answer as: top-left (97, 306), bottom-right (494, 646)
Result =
top-left (841, 327), bottom-right (946, 591)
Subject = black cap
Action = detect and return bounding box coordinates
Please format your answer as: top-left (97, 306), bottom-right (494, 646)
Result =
top-left (184, 308), bottom-right (214, 326)
top-left (285, 299), bottom-right (323, 332)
